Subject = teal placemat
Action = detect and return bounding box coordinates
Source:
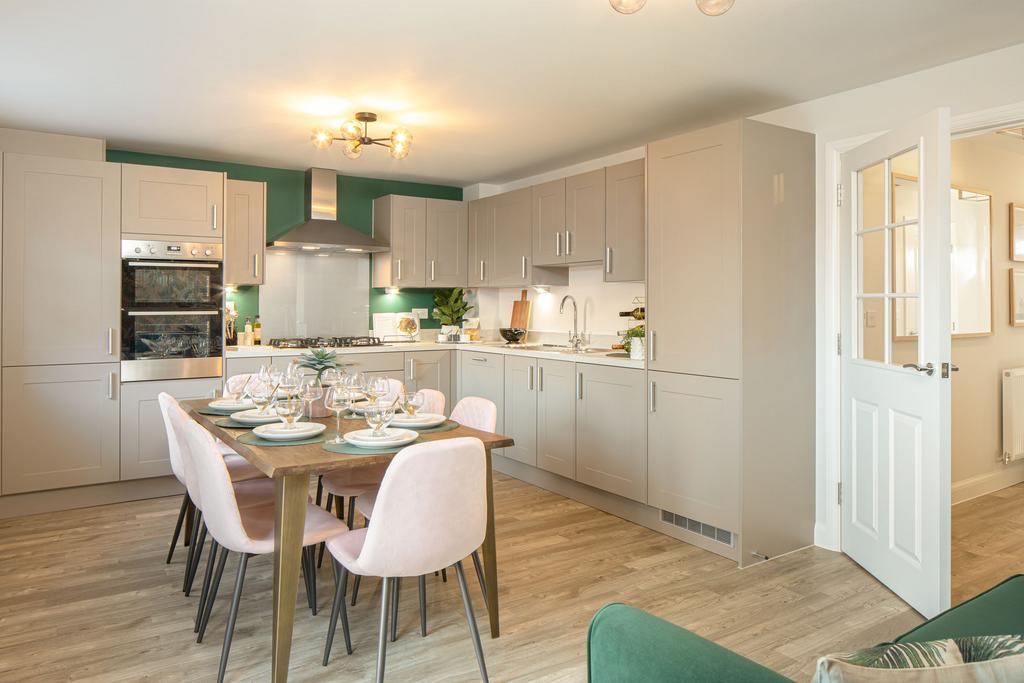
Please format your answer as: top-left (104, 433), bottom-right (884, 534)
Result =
top-left (322, 437), bottom-right (420, 455)
top-left (237, 431), bottom-right (326, 447)
top-left (198, 406), bottom-right (236, 416)
top-left (401, 419), bottom-right (460, 434)
top-left (213, 417), bottom-right (255, 429)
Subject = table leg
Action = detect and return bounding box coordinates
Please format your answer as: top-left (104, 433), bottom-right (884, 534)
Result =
top-left (481, 450), bottom-right (500, 638)
top-left (271, 474), bottom-right (308, 682)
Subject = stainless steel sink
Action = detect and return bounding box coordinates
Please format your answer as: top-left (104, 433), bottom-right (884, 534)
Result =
top-left (540, 344), bottom-right (611, 355)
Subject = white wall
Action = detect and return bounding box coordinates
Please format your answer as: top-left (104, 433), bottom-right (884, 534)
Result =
top-left (751, 42), bottom-right (1024, 549)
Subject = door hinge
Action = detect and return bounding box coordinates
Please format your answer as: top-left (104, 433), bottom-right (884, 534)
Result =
top-left (836, 332), bottom-right (842, 356)
top-left (837, 482), bottom-right (843, 505)
top-left (836, 183), bottom-right (844, 207)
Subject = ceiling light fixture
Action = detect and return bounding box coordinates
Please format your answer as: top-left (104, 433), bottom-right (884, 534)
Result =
top-left (609, 0), bottom-right (734, 15)
top-left (312, 111), bottom-right (413, 160)
top-left (609, 0), bottom-right (646, 13)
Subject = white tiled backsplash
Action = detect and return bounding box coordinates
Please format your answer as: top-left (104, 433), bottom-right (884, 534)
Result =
top-left (472, 264), bottom-right (645, 348)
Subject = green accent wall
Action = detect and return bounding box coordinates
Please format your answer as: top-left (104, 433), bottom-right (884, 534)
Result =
top-left (106, 149), bottom-right (461, 330)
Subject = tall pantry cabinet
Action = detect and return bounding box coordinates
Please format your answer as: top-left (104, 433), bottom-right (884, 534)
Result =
top-left (646, 119), bottom-right (815, 566)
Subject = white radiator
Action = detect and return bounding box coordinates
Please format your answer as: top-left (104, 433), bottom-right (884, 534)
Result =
top-left (1002, 368), bottom-right (1024, 463)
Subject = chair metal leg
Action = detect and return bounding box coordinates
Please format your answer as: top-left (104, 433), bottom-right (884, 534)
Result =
top-left (418, 575), bottom-right (427, 637)
top-left (390, 578), bottom-right (401, 642)
top-left (308, 546), bottom-right (318, 615)
top-left (454, 561), bottom-right (489, 683)
top-left (346, 495), bottom-right (355, 529)
top-left (182, 510), bottom-right (202, 592)
top-left (375, 577), bottom-right (392, 683)
top-left (319, 496), bottom-right (346, 569)
top-left (315, 475), bottom-right (324, 507)
top-left (351, 574), bottom-right (362, 607)
top-left (322, 560), bottom-right (353, 665)
top-left (471, 550), bottom-right (489, 606)
top-left (167, 494), bottom-right (189, 564)
top-left (197, 546), bottom-right (229, 643)
top-left (195, 539), bottom-right (219, 632)
top-left (217, 552), bottom-right (249, 683)
top-left (185, 521), bottom-right (207, 596)
top-left (300, 546), bottom-right (315, 613)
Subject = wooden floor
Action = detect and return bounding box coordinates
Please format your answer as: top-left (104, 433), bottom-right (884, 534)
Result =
top-left (952, 480), bottom-right (1024, 606)
top-left (5, 472), bottom-right (986, 683)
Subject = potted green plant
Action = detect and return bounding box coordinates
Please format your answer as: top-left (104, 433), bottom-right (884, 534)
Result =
top-left (432, 288), bottom-right (474, 341)
top-left (622, 325), bottom-right (646, 360)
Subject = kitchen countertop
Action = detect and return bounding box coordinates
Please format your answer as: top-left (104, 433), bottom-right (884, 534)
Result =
top-left (225, 340), bottom-right (644, 369)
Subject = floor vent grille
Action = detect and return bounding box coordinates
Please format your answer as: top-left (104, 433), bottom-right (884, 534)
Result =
top-left (660, 510), bottom-right (734, 547)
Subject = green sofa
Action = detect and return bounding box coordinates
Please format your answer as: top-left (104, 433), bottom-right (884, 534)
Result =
top-left (588, 574), bottom-right (1024, 682)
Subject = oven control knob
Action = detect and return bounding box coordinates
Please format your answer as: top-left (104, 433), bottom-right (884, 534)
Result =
top-left (204, 249), bottom-right (213, 256)
top-left (149, 247), bottom-right (157, 254)
top-left (190, 248), bottom-right (199, 256)
top-left (134, 247), bottom-right (142, 254)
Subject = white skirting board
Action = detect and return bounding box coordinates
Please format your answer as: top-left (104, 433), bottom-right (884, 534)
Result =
top-left (0, 476), bottom-right (183, 520)
top-left (952, 462), bottom-right (1024, 505)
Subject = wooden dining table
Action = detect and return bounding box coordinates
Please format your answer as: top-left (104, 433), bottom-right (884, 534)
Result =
top-left (184, 399), bottom-right (514, 682)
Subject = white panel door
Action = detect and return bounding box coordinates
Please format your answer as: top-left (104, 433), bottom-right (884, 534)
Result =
top-left (840, 109), bottom-right (951, 618)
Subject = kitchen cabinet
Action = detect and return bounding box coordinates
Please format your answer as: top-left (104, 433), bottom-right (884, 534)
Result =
top-left (457, 352), bottom-right (504, 437)
top-left (225, 355), bottom-right (271, 378)
top-left (120, 378), bottom-right (222, 481)
top-left (2, 154), bottom-right (121, 367)
top-left (564, 169), bottom-right (605, 263)
top-left (532, 179), bottom-right (565, 266)
top-left (467, 197), bottom-right (493, 288)
top-left (2, 363), bottom-right (120, 494)
top-left (224, 179), bottom-right (266, 286)
top-left (503, 355), bottom-right (537, 466)
top-left (490, 188), bottom-right (532, 287)
top-left (647, 371), bottom-right (739, 531)
top-left (121, 164), bottom-right (225, 239)
top-left (405, 350), bottom-right (453, 410)
top-left (425, 199), bottom-right (467, 287)
top-left (575, 364), bottom-right (646, 503)
top-left (372, 195), bottom-right (427, 288)
top-left (536, 358), bottom-right (576, 479)
top-left (604, 159), bottom-right (645, 282)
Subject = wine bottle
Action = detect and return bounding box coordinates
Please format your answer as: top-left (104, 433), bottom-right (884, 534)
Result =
top-left (618, 307), bottom-right (645, 320)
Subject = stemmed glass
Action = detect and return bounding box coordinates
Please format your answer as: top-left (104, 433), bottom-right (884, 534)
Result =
top-left (321, 368), bottom-right (342, 389)
top-left (364, 398), bottom-right (396, 438)
top-left (325, 386), bottom-right (351, 444)
top-left (278, 362), bottom-right (302, 398)
top-left (400, 390), bottom-right (425, 416)
top-left (250, 380), bottom-right (274, 416)
top-left (298, 378), bottom-right (324, 423)
top-left (274, 396), bottom-right (304, 430)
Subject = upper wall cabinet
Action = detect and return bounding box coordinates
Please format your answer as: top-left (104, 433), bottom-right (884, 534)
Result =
top-left (532, 170), bottom-right (606, 266)
top-left (425, 198), bottom-right (467, 287)
top-left (2, 154), bottom-right (121, 366)
top-left (467, 196), bottom-right (493, 288)
top-left (604, 159), bottom-right (645, 282)
top-left (224, 179), bottom-right (266, 286)
top-left (490, 187), bottom-right (532, 287)
top-left (373, 194), bottom-right (427, 289)
top-left (121, 164), bottom-right (225, 239)
top-left (531, 179), bottom-right (565, 266)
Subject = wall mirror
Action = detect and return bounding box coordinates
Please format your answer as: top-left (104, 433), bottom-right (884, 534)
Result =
top-left (1012, 203), bottom-right (1024, 262)
top-left (891, 174), bottom-right (992, 338)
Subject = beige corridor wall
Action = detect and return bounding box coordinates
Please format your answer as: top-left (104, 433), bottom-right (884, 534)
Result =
top-left (863, 133), bottom-right (1024, 499)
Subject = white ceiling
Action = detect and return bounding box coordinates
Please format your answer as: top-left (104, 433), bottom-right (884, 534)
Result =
top-left (1, 0), bottom-right (1022, 187)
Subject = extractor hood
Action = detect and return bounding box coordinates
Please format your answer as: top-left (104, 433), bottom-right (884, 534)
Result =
top-left (268, 168), bottom-right (389, 253)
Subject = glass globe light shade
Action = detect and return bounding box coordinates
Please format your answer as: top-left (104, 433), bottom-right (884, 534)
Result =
top-left (390, 127), bottom-right (413, 147)
top-left (609, 0), bottom-right (646, 13)
top-left (389, 141), bottom-right (410, 160)
top-left (311, 128), bottom-right (333, 149)
top-left (696, 0), bottom-right (734, 16)
top-left (339, 119), bottom-right (363, 141)
top-left (342, 140), bottom-right (362, 159)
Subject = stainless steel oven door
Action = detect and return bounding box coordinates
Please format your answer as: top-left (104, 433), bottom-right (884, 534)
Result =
top-left (121, 309), bottom-right (223, 382)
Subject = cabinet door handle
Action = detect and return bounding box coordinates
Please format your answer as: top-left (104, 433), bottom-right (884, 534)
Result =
top-left (479, 260), bottom-right (485, 282)
top-left (605, 246), bottom-right (612, 274)
top-left (521, 255), bottom-right (527, 279)
top-left (253, 253), bottom-right (260, 279)
top-left (529, 364), bottom-right (534, 390)
top-left (108, 372), bottom-right (117, 400)
top-left (649, 380), bottom-right (656, 413)
top-left (397, 259), bottom-right (402, 281)
top-left (577, 371), bottom-right (583, 400)
top-left (211, 204), bottom-right (217, 231)
top-left (650, 330), bottom-right (656, 361)
top-left (555, 232), bottom-right (561, 257)
top-left (107, 328), bottom-right (116, 356)
top-left (538, 365), bottom-right (544, 391)
top-left (471, 356), bottom-right (487, 363)
top-left (408, 357), bottom-right (416, 382)
top-left (565, 230), bottom-right (572, 256)
top-left (430, 259), bottom-right (435, 281)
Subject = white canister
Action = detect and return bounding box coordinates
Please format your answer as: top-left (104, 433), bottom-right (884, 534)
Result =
top-left (629, 338), bottom-right (645, 360)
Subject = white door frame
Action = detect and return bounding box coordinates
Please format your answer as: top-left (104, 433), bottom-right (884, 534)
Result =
top-left (818, 100), bottom-right (1024, 551)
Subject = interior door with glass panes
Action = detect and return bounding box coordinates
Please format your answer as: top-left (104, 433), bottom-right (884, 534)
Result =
top-left (839, 108), bottom-right (951, 618)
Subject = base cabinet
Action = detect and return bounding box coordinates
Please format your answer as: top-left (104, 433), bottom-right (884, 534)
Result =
top-left (503, 356), bottom-right (537, 466)
top-left (120, 378), bottom-right (222, 481)
top-left (406, 351), bottom-right (453, 410)
top-left (536, 359), bottom-right (576, 479)
top-left (2, 364), bottom-right (120, 495)
top-left (647, 371), bottom-right (740, 532)
top-left (225, 355), bottom-right (271, 378)
top-left (458, 352), bottom-right (505, 437)
top-left (575, 365), bottom-right (647, 503)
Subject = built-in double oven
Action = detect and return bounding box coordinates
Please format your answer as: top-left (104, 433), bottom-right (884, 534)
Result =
top-left (121, 239), bottom-right (224, 382)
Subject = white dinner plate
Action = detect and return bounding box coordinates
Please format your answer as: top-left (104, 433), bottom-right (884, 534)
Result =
top-left (348, 400), bottom-right (372, 415)
top-left (343, 428), bottom-right (418, 449)
top-left (230, 408), bottom-right (285, 425)
top-left (390, 412), bottom-right (446, 428)
top-left (209, 398), bottom-right (255, 412)
top-left (253, 422), bottom-right (326, 441)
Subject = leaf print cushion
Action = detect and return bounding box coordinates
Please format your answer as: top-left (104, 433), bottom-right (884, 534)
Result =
top-left (812, 635), bottom-right (1024, 682)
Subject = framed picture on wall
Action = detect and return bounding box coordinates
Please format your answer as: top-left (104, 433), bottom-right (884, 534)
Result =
top-left (1012, 204), bottom-right (1024, 262)
top-left (1012, 268), bottom-right (1024, 327)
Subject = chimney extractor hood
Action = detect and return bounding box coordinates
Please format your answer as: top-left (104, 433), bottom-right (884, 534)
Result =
top-left (268, 168), bottom-right (389, 253)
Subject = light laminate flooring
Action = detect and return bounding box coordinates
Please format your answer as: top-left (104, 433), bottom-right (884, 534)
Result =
top-left (952, 480), bottom-right (1024, 606)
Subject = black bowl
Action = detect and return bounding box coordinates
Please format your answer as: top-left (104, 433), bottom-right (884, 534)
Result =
top-left (499, 328), bottom-right (527, 344)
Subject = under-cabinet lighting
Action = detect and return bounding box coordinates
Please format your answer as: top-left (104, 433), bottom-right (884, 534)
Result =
top-left (385, 287), bottom-right (400, 295)
top-left (532, 285), bottom-right (550, 294)
top-left (344, 248), bottom-right (365, 253)
top-left (301, 245), bottom-right (321, 251)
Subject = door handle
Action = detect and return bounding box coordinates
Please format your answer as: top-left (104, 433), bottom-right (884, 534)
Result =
top-left (565, 230), bottom-right (572, 256)
top-left (538, 365), bottom-right (544, 391)
top-left (649, 380), bottom-right (656, 413)
top-left (577, 371), bottom-right (583, 400)
top-left (650, 330), bottom-right (656, 361)
top-left (253, 253), bottom-right (259, 279)
top-left (555, 232), bottom-right (561, 257)
top-left (397, 259), bottom-right (402, 281)
top-left (521, 255), bottom-right (527, 279)
top-left (479, 260), bottom-right (485, 282)
top-left (211, 204), bottom-right (217, 231)
top-left (902, 362), bottom-right (935, 376)
top-left (529, 364), bottom-right (534, 390)
top-left (108, 328), bottom-right (116, 356)
top-left (430, 259), bottom-right (435, 281)
top-left (108, 372), bottom-right (117, 400)
top-left (605, 246), bottom-right (612, 274)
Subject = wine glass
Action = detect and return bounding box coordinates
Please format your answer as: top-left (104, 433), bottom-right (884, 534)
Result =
top-left (402, 391), bottom-right (425, 416)
top-left (321, 368), bottom-right (342, 388)
top-left (365, 398), bottom-right (395, 438)
top-left (325, 386), bottom-right (351, 444)
top-left (298, 377), bottom-right (324, 421)
top-left (274, 396), bottom-right (303, 430)
top-left (250, 380), bottom-right (274, 415)
top-left (279, 363), bottom-right (302, 398)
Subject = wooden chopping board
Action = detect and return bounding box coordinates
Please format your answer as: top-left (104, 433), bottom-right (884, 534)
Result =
top-left (510, 289), bottom-right (531, 341)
